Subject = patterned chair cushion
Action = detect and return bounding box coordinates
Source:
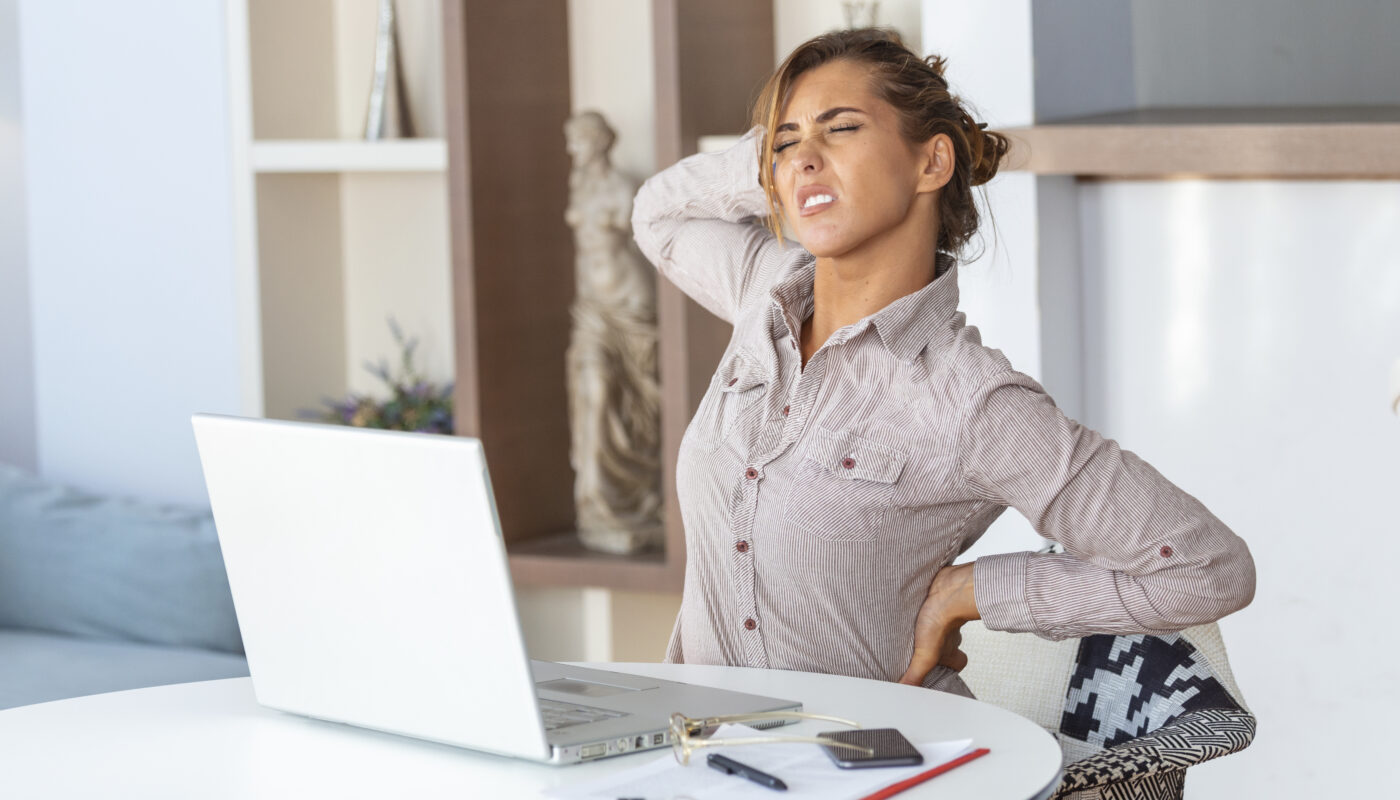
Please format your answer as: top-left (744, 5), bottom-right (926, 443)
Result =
top-left (959, 599), bottom-right (1255, 800)
top-left (1059, 632), bottom-right (1244, 763)
top-left (1053, 707), bottom-right (1257, 800)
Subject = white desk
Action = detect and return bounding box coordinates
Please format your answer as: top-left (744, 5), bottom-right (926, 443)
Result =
top-left (0, 662), bottom-right (1063, 799)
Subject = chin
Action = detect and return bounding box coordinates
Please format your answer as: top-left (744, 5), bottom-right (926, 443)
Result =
top-left (797, 231), bottom-right (860, 259)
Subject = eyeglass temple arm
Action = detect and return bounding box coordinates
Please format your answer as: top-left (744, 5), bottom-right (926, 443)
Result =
top-left (684, 735), bottom-right (875, 756)
top-left (689, 710), bottom-right (862, 730)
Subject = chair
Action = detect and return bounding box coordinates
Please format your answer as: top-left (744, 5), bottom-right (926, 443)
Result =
top-left (958, 581), bottom-right (1255, 799)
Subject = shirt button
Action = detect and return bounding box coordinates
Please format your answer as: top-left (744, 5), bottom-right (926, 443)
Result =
top-left (744, 467), bottom-right (758, 480)
top-left (1160, 545), bottom-right (1174, 558)
top-left (743, 618), bottom-right (757, 631)
top-left (736, 540), bottom-right (749, 553)
top-left (841, 457), bottom-right (856, 470)
top-left (727, 377), bottom-right (738, 386)
top-left (782, 405), bottom-right (790, 416)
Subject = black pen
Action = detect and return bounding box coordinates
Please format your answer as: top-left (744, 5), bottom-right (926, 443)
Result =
top-left (707, 752), bottom-right (788, 791)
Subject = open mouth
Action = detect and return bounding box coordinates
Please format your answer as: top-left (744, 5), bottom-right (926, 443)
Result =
top-left (800, 193), bottom-right (836, 216)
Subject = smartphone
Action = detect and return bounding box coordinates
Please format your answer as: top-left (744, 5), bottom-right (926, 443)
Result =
top-left (818, 728), bottom-right (924, 769)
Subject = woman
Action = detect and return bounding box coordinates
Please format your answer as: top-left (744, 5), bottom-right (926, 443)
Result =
top-left (631, 29), bottom-right (1255, 699)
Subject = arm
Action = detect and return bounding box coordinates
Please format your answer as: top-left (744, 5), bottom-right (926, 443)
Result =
top-left (961, 370), bottom-right (1256, 641)
top-left (631, 126), bottom-right (807, 325)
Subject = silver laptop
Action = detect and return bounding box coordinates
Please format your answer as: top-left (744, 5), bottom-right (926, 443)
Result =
top-left (190, 413), bottom-right (800, 764)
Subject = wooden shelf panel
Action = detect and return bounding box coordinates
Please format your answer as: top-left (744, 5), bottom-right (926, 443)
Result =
top-left (507, 531), bottom-right (680, 592)
top-left (251, 139), bottom-right (448, 173)
top-left (1003, 106), bottom-right (1400, 178)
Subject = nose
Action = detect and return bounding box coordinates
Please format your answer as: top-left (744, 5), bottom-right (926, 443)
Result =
top-left (789, 137), bottom-right (823, 174)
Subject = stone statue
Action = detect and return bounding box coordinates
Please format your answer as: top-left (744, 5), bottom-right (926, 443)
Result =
top-left (563, 111), bottom-right (664, 555)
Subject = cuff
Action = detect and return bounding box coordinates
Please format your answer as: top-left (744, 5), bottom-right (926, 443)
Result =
top-left (973, 551), bottom-right (1037, 633)
top-left (721, 125), bottom-right (769, 216)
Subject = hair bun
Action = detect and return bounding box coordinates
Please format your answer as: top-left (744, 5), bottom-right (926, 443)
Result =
top-left (967, 121), bottom-right (1011, 187)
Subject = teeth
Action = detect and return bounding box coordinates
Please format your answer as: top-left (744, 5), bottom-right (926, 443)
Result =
top-left (802, 193), bottom-right (835, 209)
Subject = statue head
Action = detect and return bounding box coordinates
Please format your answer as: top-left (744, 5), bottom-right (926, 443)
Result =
top-left (564, 110), bottom-right (617, 164)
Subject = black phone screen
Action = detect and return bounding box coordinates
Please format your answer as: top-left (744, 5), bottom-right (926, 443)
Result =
top-left (818, 728), bottom-right (924, 769)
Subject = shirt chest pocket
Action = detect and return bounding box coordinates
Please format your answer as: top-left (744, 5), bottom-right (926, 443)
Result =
top-left (693, 350), bottom-right (771, 452)
top-left (780, 426), bottom-right (909, 542)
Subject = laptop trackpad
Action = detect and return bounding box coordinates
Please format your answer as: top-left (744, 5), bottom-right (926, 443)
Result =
top-left (536, 678), bottom-right (643, 698)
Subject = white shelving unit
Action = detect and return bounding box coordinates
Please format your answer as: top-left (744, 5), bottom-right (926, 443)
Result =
top-left (250, 139), bottom-right (448, 173)
top-left (225, 0), bottom-right (452, 423)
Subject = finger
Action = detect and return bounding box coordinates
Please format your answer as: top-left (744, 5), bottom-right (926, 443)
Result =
top-left (939, 647), bottom-right (969, 672)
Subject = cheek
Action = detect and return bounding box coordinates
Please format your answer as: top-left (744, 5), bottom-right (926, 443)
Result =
top-left (852, 155), bottom-right (917, 218)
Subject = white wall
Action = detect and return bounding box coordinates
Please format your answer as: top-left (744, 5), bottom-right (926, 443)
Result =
top-left (0, 0), bottom-right (36, 472)
top-left (1078, 179), bottom-right (1400, 799)
top-left (18, 0), bottom-right (245, 504)
top-left (922, 0), bottom-right (1048, 563)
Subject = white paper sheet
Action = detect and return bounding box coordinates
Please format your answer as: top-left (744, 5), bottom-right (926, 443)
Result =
top-left (545, 724), bottom-right (977, 800)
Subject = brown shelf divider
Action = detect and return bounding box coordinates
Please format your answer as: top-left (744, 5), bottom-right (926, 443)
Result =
top-left (1003, 105), bottom-right (1400, 178)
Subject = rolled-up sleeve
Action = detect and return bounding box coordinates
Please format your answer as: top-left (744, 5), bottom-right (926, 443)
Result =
top-left (631, 125), bottom-right (807, 325)
top-left (959, 369), bottom-right (1256, 641)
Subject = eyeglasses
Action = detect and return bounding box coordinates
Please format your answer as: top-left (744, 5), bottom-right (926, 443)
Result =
top-left (668, 711), bottom-right (875, 766)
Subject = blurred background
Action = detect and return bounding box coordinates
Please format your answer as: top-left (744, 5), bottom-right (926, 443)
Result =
top-left (1, 2), bottom-right (1398, 797)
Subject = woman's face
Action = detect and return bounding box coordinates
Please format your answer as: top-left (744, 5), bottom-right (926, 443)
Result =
top-left (771, 59), bottom-right (945, 258)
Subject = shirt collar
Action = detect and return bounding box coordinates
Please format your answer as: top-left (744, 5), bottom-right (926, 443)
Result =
top-left (768, 251), bottom-right (960, 364)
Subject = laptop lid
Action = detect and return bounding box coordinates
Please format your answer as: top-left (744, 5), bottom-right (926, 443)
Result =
top-left (191, 413), bottom-right (550, 761)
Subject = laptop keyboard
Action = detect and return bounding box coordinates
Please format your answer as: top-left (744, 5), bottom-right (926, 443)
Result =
top-left (539, 698), bottom-right (628, 731)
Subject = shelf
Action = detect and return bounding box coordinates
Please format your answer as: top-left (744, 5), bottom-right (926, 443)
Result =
top-left (250, 139), bottom-right (448, 173)
top-left (1002, 106), bottom-right (1400, 178)
top-left (507, 531), bottom-right (678, 593)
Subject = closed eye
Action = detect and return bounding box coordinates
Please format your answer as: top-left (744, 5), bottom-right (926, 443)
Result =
top-left (773, 124), bottom-right (864, 153)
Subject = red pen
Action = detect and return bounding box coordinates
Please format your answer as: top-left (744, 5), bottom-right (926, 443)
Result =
top-left (856, 747), bottom-right (990, 800)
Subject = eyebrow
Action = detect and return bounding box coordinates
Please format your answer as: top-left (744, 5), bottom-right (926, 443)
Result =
top-left (775, 107), bottom-right (866, 133)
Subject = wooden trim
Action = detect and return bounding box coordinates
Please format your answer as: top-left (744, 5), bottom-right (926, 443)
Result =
top-left (444, 0), bottom-right (576, 544)
top-left (651, 0), bottom-right (690, 593)
top-left (442, 0), bottom-right (480, 437)
top-left (1001, 106), bottom-right (1400, 177)
top-left (1077, 172), bottom-right (1400, 182)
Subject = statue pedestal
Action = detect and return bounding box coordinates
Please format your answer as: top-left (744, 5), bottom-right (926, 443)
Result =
top-left (578, 522), bottom-right (665, 556)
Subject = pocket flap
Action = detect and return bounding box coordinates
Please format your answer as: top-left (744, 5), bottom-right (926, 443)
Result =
top-left (718, 350), bottom-right (767, 394)
top-left (808, 426), bottom-right (908, 484)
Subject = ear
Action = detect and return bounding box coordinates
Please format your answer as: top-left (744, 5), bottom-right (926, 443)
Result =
top-left (914, 133), bottom-right (955, 195)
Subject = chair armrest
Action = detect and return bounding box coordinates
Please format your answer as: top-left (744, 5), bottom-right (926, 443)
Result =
top-left (1051, 707), bottom-right (1257, 799)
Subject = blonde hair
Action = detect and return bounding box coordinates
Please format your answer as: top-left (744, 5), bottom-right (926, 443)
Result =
top-left (752, 28), bottom-right (1010, 256)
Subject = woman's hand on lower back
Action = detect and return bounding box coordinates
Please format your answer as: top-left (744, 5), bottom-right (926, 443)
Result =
top-left (898, 562), bottom-right (980, 686)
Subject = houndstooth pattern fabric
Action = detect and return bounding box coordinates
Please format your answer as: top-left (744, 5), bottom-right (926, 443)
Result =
top-left (1052, 707), bottom-right (1256, 800)
top-left (1059, 632), bottom-right (1242, 763)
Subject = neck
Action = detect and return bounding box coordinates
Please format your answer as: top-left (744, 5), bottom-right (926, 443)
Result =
top-left (806, 205), bottom-right (942, 343)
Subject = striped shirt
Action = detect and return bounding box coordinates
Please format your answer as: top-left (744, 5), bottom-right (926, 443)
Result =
top-left (632, 127), bottom-right (1255, 698)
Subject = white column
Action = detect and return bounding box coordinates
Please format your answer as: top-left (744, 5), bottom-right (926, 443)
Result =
top-left (18, 0), bottom-right (247, 504)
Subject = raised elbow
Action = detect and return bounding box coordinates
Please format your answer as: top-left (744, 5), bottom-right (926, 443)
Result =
top-left (1152, 532), bottom-right (1256, 629)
